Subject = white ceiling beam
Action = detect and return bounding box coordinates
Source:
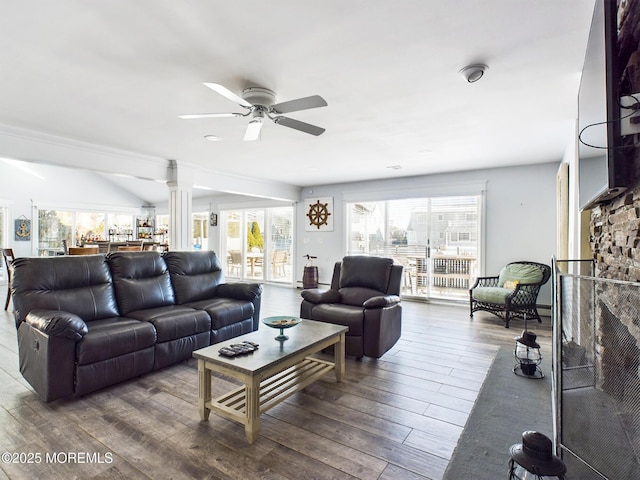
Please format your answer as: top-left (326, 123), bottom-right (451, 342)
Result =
top-left (0, 124), bottom-right (300, 202)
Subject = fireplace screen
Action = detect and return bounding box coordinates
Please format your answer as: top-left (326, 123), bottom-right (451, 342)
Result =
top-left (555, 268), bottom-right (640, 479)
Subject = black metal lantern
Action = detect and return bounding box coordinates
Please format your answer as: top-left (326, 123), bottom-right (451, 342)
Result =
top-left (513, 328), bottom-right (543, 378)
top-left (508, 431), bottom-right (566, 479)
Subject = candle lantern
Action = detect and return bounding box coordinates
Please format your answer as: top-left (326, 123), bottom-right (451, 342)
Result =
top-left (513, 328), bottom-right (543, 379)
top-left (508, 431), bottom-right (566, 479)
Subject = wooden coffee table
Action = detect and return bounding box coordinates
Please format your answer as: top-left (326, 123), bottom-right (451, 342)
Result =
top-left (193, 319), bottom-right (347, 443)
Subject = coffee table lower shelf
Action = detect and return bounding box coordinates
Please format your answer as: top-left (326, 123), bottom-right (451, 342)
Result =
top-left (210, 357), bottom-right (334, 421)
top-left (194, 320), bottom-right (347, 444)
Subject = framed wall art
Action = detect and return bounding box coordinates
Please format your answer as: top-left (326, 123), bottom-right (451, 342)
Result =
top-left (304, 197), bottom-right (333, 231)
top-left (15, 215), bottom-right (31, 241)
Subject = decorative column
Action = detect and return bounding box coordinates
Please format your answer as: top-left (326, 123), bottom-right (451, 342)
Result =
top-left (166, 159), bottom-right (193, 251)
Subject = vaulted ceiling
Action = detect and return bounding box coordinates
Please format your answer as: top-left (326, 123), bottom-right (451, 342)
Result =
top-left (0, 1), bottom-right (595, 203)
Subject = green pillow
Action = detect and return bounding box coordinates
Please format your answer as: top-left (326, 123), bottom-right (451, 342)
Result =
top-left (498, 263), bottom-right (543, 286)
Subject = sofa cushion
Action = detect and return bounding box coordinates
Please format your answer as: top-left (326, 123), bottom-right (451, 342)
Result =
top-left (185, 298), bottom-right (255, 329)
top-left (76, 317), bottom-right (157, 365)
top-left (498, 263), bottom-right (543, 287)
top-left (108, 252), bottom-right (175, 315)
top-left (339, 256), bottom-right (393, 292)
top-left (11, 255), bottom-right (119, 325)
top-left (163, 250), bottom-right (224, 304)
top-left (125, 305), bottom-right (211, 342)
top-left (471, 286), bottom-right (514, 305)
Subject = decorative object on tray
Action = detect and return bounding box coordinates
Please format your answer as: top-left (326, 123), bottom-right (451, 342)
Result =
top-left (262, 316), bottom-right (301, 341)
top-left (218, 341), bottom-right (259, 357)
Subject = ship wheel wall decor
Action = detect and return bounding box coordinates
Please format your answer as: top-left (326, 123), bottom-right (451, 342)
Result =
top-left (305, 197), bottom-right (333, 231)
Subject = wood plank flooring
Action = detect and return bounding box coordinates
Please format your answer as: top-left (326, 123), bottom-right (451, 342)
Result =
top-left (0, 284), bottom-right (551, 480)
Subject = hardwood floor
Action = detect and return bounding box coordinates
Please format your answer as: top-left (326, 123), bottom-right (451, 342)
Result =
top-left (0, 284), bottom-right (551, 480)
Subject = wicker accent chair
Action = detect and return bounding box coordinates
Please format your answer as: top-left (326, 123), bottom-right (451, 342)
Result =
top-left (469, 261), bottom-right (551, 328)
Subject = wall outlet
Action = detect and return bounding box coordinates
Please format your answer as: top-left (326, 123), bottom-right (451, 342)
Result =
top-left (620, 94), bottom-right (640, 136)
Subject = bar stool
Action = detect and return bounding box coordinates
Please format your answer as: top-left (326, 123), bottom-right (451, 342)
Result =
top-left (117, 245), bottom-right (143, 251)
top-left (2, 248), bottom-right (15, 310)
top-left (68, 247), bottom-right (100, 255)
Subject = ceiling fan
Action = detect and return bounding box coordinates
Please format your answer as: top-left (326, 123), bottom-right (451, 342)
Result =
top-left (179, 83), bottom-right (327, 141)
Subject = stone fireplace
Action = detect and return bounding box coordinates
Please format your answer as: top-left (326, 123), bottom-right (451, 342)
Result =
top-left (590, 185), bottom-right (640, 282)
top-left (553, 185), bottom-right (640, 478)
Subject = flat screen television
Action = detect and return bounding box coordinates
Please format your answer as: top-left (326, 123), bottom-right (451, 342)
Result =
top-left (579, 0), bottom-right (640, 210)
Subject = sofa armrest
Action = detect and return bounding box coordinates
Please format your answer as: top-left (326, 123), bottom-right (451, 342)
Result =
top-left (509, 283), bottom-right (542, 306)
top-left (217, 282), bottom-right (263, 301)
top-left (301, 289), bottom-right (342, 304)
top-left (470, 275), bottom-right (499, 290)
top-left (363, 295), bottom-right (400, 309)
top-left (25, 309), bottom-right (88, 341)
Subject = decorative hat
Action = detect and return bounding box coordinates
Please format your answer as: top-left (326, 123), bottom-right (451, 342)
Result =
top-left (516, 330), bottom-right (540, 349)
top-left (509, 431), bottom-right (566, 476)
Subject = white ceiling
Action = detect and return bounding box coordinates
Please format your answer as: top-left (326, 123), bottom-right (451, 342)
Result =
top-left (0, 1), bottom-right (596, 202)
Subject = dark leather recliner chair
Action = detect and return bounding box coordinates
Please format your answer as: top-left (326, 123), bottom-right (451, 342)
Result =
top-left (300, 256), bottom-right (403, 358)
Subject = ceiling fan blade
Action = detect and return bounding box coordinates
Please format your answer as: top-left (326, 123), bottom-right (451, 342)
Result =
top-left (270, 95), bottom-right (328, 114)
top-left (203, 83), bottom-right (253, 108)
top-left (244, 119), bottom-right (264, 141)
top-left (178, 112), bottom-right (242, 119)
top-left (273, 116), bottom-right (325, 136)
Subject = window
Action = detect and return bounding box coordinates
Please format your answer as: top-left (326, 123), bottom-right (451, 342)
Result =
top-left (192, 211), bottom-right (209, 250)
top-left (0, 204), bottom-right (7, 283)
top-left (347, 195), bottom-right (481, 300)
top-left (107, 213), bottom-right (134, 241)
top-left (221, 206), bottom-right (293, 284)
top-left (39, 209), bottom-right (73, 255)
top-left (38, 208), bottom-right (138, 255)
top-left (76, 211), bottom-right (105, 243)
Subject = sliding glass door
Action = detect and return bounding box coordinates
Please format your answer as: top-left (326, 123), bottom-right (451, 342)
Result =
top-left (347, 195), bottom-right (481, 301)
top-left (221, 206), bottom-right (293, 284)
top-left (0, 205), bottom-right (7, 283)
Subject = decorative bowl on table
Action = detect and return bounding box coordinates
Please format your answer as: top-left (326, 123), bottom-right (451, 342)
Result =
top-left (262, 316), bottom-right (301, 341)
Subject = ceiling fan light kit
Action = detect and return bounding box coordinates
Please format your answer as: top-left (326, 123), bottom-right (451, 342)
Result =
top-left (180, 83), bottom-right (327, 141)
top-left (241, 87), bottom-right (276, 108)
top-left (459, 64), bottom-right (488, 83)
top-left (244, 118), bottom-right (264, 142)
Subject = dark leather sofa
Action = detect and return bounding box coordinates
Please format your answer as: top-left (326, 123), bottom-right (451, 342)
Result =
top-left (300, 256), bottom-right (403, 358)
top-left (11, 250), bottom-right (262, 402)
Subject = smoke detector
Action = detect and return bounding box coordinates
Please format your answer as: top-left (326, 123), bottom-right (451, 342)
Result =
top-left (459, 64), bottom-right (488, 83)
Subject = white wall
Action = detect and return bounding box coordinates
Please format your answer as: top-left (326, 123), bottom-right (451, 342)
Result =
top-left (1, 161), bottom-right (146, 258)
top-left (3, 158), bottom-right (560, 306)
top-left (295, 161), bottom-right (560, 305)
